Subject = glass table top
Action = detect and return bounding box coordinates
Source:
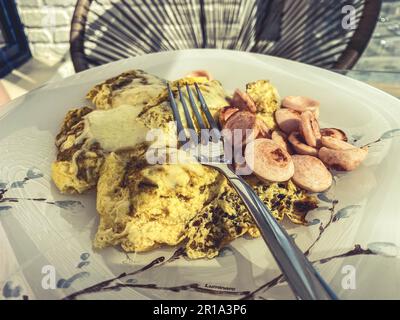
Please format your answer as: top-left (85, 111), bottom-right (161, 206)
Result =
top-left (330, 69), bottom-right (400, 99)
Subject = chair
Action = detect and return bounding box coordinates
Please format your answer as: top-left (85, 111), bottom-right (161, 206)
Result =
top-left (70, 0), bottom-right (382, 73)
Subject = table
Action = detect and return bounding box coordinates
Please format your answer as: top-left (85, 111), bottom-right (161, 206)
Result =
top-left (330, 69), bottom-right (400, 99)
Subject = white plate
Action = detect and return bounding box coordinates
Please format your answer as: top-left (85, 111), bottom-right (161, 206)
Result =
top-left (1, 49), bottom-right (400, 300)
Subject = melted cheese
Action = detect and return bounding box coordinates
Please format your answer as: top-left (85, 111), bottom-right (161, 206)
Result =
top-left (142, 165), bottom-right (190, 189)
top-left (112, 84), bottom-right (165, 109)
top-left (84, 104), bottom-right (149, 152)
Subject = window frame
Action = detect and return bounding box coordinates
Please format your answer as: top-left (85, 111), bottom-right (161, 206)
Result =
top-left (0, 0), bottom-right (31, 78)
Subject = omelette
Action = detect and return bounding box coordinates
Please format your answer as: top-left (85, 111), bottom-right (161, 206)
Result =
top-left (52, 69), bottom-right (317, 260)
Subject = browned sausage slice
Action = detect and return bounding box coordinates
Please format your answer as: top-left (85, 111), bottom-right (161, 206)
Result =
top-left (245, 139), bottom-right (294, 182)
top-left (231, 89), bottom-right (257, 113)
top-left (223, 111), bottom-right (259, 146)
top-left (219, 106), bottom-right (239, 127)
top-left (271, 130), bottom-right (293, 154)
top-left (318, 146), bottom-right (368, 171)
top-left (282, 96), bottom-right (320, 115)
top-left (185, 70), bottom-right (213, 80)
top-left (288, 132), bottom-right (318, 156)
top-left (321, 136), bottom-right (355, 150)
top-left (275, 108), bottom-right (301, 134)
top-left (299, 111), bottom-right (321, 148)
top-left (320, 128), bottom-right (348, 142)
top-left (292, 155), bottom-right (332, 192)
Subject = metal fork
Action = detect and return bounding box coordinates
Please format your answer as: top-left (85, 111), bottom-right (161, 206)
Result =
top-left (167, 82), bottom-right (338, 300)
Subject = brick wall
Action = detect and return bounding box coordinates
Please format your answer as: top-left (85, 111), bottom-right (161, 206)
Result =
top-left (15, 0), bottom-right (400, 69)
top-left (16, 0), bottom-right (77, 65)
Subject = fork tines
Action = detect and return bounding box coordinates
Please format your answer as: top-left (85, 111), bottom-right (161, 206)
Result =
top-left (167, 82), bottom-right (221, 147)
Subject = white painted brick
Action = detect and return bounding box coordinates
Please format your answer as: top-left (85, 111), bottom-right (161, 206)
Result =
top-left (43, 0), bottom-right (77, 7)
top-left (26, 29), bottom-right (53, 43)
top-left (30, 43), bottom-right (70, 64)
top-left (20, 8), bottom-right (71, 27)
top-left (67, 7), bottom-right (76, 17)
top-left (16, 0), bottom-right (42, 7)
top-left (54, 27), bottom-right (70, 43)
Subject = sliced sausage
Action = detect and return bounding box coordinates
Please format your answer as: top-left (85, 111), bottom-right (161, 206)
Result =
top-left (219, 106), bottom-right (239, 127)
top-left (321, 136), bottom-right (355, 150)
top-left (271, 130), bottom-right (293, 154)
top-left (275, 108), bottom-right (301, 134)
top-left (245, 139), bottom-right (294, 182)
top-left (318, 146), bottom-right (368, 171)
top-left (320, 128), bottom-right (348, 142)
top-left (292, 155), bottom-right (332, 192)
top-left (282, 96), bottom-right (320, 117)
top-left (223, 111), bottom-right (259, 147)
top-left (299, 111), bottom-right (321, 148)
top-left (230, 89), bottom-right (257, 113)
top-left (288, 132), bottom-right (318, 157)
top-left (185, 70), bottom-right (213, 80)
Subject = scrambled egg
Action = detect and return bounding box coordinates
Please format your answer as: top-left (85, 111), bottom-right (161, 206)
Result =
top-left (51, 107), bottom-right (104, 193)
top-left (185, 177), bottom-right (316, 259)
top-left (95, 149), bottom-right (222, 252)
top-left (86, 69), bottom-right (166, 110)
top-left (51, 73), bottom-right (228, 194)
top-left (94, 148), bottom-right (316, 258)
top-left (52, 70), bottom-right (318, 260)
top-left (138, 78), bottom-right (229, 129)
top-left (246, 80), bottom-right (281, 130)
